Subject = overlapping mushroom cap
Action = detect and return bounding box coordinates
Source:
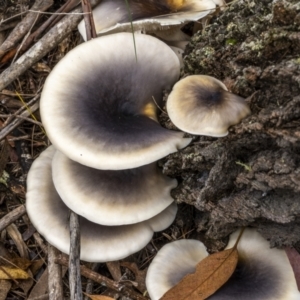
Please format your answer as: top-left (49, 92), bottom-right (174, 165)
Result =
top-left (78, 0), bottom-right (222, 41)
top-left (146, 228), bottom-right (300, 300)
top-left (26, 147), bottom-right (178, 262)
top-left (52, 150), bottom-right (177, 225)
top-left (166, 75), bottom-right (251, 137)
top-left (40, 33), bottom-right (191, 170)
top-left (146, 240), bottom-right (209, 300)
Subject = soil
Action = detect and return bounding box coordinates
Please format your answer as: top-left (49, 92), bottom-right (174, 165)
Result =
top-left (159, 0), bottom-right (300, 250)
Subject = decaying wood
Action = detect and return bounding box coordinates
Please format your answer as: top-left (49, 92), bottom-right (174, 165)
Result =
top-left (160, 0), bottom-right (300, 250)
top-left (0, 205), bottom-right (26, 232)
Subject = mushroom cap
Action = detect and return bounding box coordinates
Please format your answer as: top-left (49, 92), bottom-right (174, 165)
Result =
top-left (146, 239), bottom-right (208, 300)
top-left (26, 146), bottom-right (177, 262)
top-left (52, 150), bottom-right (177, 226)
top-left (40, 33), bottom-right (191, 170)
top-left (145, 229), bottom-right (300, 300)
top-left (166, 75), bottom-right (251, 137)
top-left (78, 0), bottom-right (217, 41)
top-left (209, 229), bottom-right (300, 300)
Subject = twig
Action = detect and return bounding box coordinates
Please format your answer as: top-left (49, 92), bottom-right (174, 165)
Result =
top-left (0, 102), bottom-right (40, 141)
top-left (69, 212), bottom-right (82, 300)
top-left (0, 0), bottom-right (101, 92)
top-left (55, 255), bottom-right (148, 300)
top-left (48, 245), bottom-right (63, 300)
top-left (0, 0), bottom-right (54, 59)
top-left (81, 0), bottom-right (97, 40)
top-left (2, 93), bottom-right (40, 127)
top-left (0, 205), bottom-right (26, 232)
top-left (84, 263), bottom-right (99, 300)
top-left (11, 12), bottom-right (40, 65)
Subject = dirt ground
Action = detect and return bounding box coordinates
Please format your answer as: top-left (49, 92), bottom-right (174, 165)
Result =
top-left (0, 0), bottom-right (300, 299)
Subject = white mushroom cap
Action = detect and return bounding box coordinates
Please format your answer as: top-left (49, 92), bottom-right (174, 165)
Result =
top-left (146, 239), bottom-right (208, 300)
top-left (26, 146), bottom-right (177, 262)
top-left (209, 229), bottom-right (300, 300)
top-left (78, 0), bottom-right (218, 41)
top-left (145, 229), bottom-right (300, 300)
top-left (52, 150), bottom-right (177, 226)
top-left (166, 75), bottom-right (251, 137)
top-left (40, 33), bottom-right (191, 170)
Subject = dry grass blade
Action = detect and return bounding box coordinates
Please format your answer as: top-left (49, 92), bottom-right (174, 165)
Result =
top-left (84, 294), bottom-right (114, 300)
top-left (161, 229), bottom-right (245, 300)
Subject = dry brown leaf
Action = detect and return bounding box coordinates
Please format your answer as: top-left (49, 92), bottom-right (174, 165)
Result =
top-left (0, 265), bottom-right (29, 280)
top-left (11, 257), bottom-right (32, 270)
top-left (84, 294), bottom-right (114, 300)
top-left (0, 279), bottom-right (11, 300)
top-left (161, 248), bottom-right (238, 300)
top-left (161, 229), bottom-right (246, 300)
top-left (29, 259), bottom-right (44, 276)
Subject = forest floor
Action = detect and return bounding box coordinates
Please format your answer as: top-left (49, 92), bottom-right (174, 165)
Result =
top-left (0, 0), bottom-right (299, 299)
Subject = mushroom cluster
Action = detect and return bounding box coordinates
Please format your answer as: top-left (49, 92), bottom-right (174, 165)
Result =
top-left (26, 32), bottom-right (192, 262)
top-left (146, 228), bottom-right (300, 300)
top-left (26, 0), bottom-right (252, 269)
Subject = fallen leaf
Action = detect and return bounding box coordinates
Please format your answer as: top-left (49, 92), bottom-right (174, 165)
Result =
top-left (84, 293), bottom-right (114, 300)
top-left (106, 261), bottom-right (121, 281)
top-left (0, 265), bottom-right (29, 280)
top-left (161, 230), bottom-right (246, 300)
top-left (161, 248), bottom-right (238, 300)
top-left (0, 279), bottom-right (11, 299)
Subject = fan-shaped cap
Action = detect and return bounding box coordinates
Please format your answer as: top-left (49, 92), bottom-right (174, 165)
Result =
top-left (166, 75), bottom-right (251, 137)
top-left (145, 229), bottom-right (300, 300)
top-left (40, 33), bottom-right (191, 170)
top-left (209, 229), bottom-right (300, 300)
top-left (52, 150), bottom-right (177, 226)
top-left (26, 146), bottom-right (177, 262)
top-left (78, 0), bottom-right (218, 41)
top-left (146, 239), bottom-right (208, 300)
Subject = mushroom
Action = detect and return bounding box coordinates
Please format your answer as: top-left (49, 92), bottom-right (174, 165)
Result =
top-left (40, 33), bottom-right (191, 170)
top-left (166, 75), bottom-right (251, 137)
top-left (146, 239), bottom-right (209, 300)
top-left (78, 0), bottom-right (221, 42)
top-left (26, 146), bottom-right (178, 262)
top-left (146, 228), bottom-right (300, 300)
top-left (52, 150), bottom-right (177, 226)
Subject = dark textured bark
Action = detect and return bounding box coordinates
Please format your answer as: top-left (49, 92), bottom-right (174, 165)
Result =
top-left (160, 0), bottom-right (300, 249)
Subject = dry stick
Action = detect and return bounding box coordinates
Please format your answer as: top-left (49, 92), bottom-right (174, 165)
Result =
top-left (84, 263), bottom-right (99, 300)
top-left (0, 102), bottom-right (39, 141)
top-left (0, 0), bottom-right (54, 59)
top-left (0, 0), bottom-right (101, 92)
top-left (69, 212), bottom-right (82, 300)
top-left (2, 94), bottom-right (40, 127)
top-left (69, 2), bottom-right (95, 298)
top-left (81, 0), bottom-right (97, 40)
top-left (48, 245), bottom-right (63, 300)
top-left (55, 255), bottom-right (148, 300)
top-left (34, 0), bottom-right (81, 40)
top-left (0, 205), bottom-right (26, 232)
